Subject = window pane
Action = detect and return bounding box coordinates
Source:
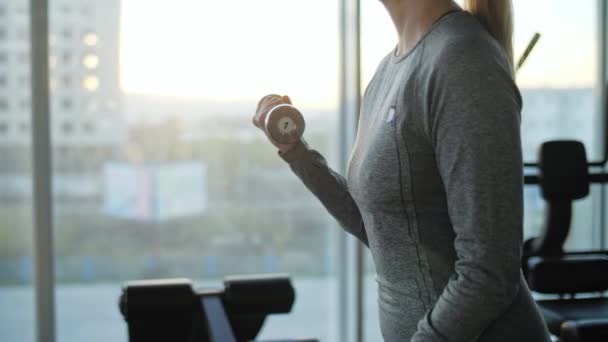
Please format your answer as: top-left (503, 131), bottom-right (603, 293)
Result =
top-left (50, 1), bottom-right (340, 341)
top-left (0, 0), bottom-right (35, 341)
top-left (524, 183), bottom-right (598, 252)
top-left (514, 0), bottom-right (602, 162)
top-left (510, 0), bottom-right (600, 254)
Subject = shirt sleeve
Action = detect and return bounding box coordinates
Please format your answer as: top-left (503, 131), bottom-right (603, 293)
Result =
top-left (412, 37), bottom-right (524, 341)
top-left (279, 139), bottom-right (368, 246)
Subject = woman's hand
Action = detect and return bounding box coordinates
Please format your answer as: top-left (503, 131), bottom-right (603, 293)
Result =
top-left (253, 94), bottom-right (300, 153)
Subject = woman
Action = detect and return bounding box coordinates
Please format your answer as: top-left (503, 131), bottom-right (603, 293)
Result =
top-left (253, 0), bottom-right (551, 341)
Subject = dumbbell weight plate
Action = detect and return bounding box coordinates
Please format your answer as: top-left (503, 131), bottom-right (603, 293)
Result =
top-left (265, 104), bottom-right (305, 145)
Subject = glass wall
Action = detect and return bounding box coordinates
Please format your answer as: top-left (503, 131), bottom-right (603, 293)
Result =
top-left (50, 0), bottom-right (339, 341)
top-left (361, 0), bottom-right (603, 340)
top-left (0, 0), bottom-right (36, 341)
top-left (514, 0), bottom-right (601, 250)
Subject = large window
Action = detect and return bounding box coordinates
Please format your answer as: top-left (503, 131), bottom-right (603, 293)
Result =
top-left (361, 1), bottom-right (604, 340)
top-left (515, 1), bottom-right (602, 163)
top-left (514, 0), bottom-right (601, 250)
top-left (1, 0), bottom-right (342, 341)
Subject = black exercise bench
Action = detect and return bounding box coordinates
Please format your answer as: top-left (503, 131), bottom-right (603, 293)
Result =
top-left (119, 274), bottom-right (317, 342)
top-left (523, 141), bottom-right (608, 342)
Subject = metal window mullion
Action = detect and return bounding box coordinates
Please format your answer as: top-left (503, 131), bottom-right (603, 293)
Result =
top-left (602, 0), bottom-right (608, 167)
top-left (351, 0), bottom-right (364, 340)
top-left (596, 0), bottom-right (608, 250)
top-left (338, 0), bottom-right (364, 341)
top-left (30, 0), bottom-right (55, 342)
top-left (338, 0), bottom-right (350, 339)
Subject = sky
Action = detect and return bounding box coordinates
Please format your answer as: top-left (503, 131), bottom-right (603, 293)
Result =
top-left (120, 0), bottom-right (599, 109)
top-left (120, 0), bottom-right (340, 108)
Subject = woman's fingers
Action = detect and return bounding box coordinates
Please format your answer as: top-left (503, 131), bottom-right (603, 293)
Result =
top-left (254, 97), bottom-right (282, 128)
top-left (255, 95), bottom-right (286, 121)
top-left (252, 94), bottom-right (300, 150)
top-left (256, 94), bottom-right (281, 112)
top-left (257, 96), bottom-right (282, 117)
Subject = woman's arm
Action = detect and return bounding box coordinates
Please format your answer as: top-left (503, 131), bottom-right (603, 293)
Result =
top-left (280, 139), bottom-right (369, 247)
top-left (412, 37), bottom-right (523, 341)
top-left (253, 95), bottom-right (367, 245)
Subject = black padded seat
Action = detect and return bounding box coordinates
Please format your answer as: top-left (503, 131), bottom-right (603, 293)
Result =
top-left (537, 298), bottom-right (608, 335)
top-left (527, 254), bottom-right (608, 294)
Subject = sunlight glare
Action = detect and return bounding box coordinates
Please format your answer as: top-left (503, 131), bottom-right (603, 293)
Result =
top-left (120, 0), bottom-right (339, 109)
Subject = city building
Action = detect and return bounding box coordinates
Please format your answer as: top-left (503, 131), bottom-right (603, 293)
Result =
top-left (0, 0), bottom-right (126, 195)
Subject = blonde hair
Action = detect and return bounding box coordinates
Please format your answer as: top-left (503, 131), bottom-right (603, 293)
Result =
top-left (465, 0), bottom-right (514, 67)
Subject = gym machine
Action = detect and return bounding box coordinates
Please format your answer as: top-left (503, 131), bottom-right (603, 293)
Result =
top-left (523, 141), bottom-right (608, 342)
top-left (118, 273), bottom-right (318, 342)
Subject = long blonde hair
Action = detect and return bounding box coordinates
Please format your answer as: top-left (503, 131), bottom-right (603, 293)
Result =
top-left (465, 0), bottom-right (514, 67)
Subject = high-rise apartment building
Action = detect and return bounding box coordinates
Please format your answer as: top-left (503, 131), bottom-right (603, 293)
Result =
top-left (0, 0), bottom-right (124, 150)
top-left (0, 0), bottom-right (125, 196)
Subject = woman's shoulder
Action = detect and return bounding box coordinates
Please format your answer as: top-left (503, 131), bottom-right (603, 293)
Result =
top-left (412, 12), bottom-right (522, 117)
top-left (418, 11), bottom-right (512, 78)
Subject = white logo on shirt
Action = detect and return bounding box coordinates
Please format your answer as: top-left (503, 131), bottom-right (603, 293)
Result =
top-left (385, 107), bottom-right (396, 123)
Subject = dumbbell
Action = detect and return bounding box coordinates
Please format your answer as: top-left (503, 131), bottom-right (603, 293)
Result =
top-left (256, 95), bottom-right (305, 145)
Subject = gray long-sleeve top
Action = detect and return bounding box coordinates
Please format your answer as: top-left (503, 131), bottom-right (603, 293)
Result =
top-left (279, 10), bottom-right (551, 342)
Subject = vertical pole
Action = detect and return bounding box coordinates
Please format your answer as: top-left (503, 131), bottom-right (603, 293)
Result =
top-left (337, 1), bottom-right (349, 338)
top-left (599, 0), bottom-right (607, 250)
top-left (351, 1), bottom-right (364, 340)
top-left (30, 0), bottom-right (55, 341)
top-left (338, 0), bottom-right (363, 341)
